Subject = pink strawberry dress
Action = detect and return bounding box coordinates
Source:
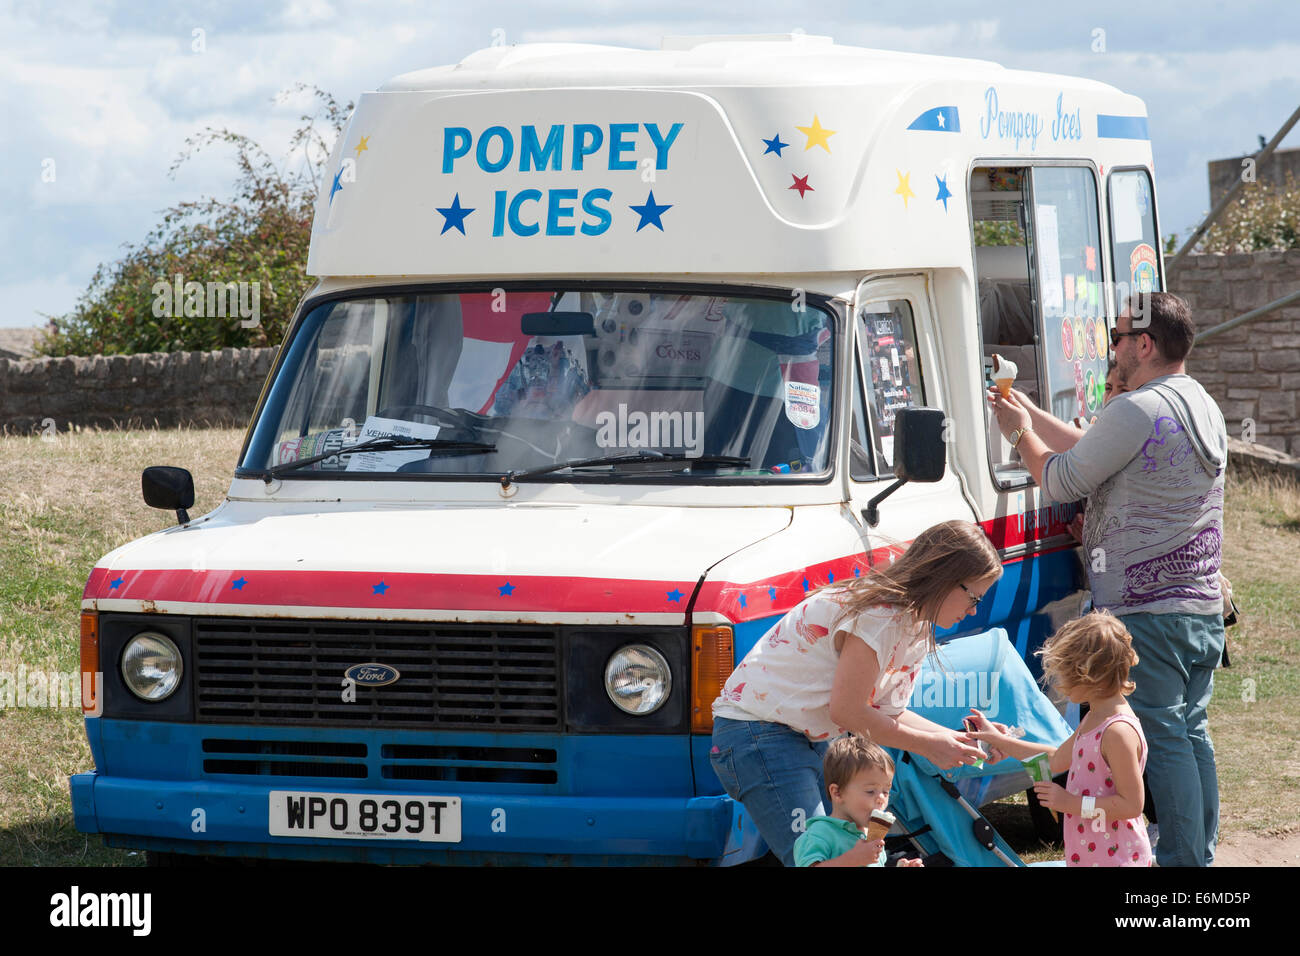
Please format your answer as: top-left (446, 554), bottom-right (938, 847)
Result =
top-left (1063, 712), bottom-right (1153, 867)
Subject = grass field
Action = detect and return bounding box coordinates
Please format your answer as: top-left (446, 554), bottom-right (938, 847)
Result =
top-left (1, 425), bottom-right (1297, 866)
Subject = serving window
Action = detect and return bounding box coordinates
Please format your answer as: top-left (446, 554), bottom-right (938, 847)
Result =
top-left (971, 166), bottom-right (1036, 487)
top-left (971, 164), bottom-right (1109, 489)
top-left (1031, 167), bottom-right (1108, 427)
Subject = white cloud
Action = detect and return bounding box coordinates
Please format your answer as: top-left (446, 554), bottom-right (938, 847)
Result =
top-left (281, 0), bottom-right (337, 28)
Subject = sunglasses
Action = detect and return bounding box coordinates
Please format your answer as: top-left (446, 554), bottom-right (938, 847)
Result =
top-left (1108, 328), bottom-right (1149, 348)
top-left (958, 583), bottom-right (985, 610)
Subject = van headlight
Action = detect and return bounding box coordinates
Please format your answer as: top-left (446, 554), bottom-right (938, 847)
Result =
top-left (604, 644), bottom-right (671, 715)
top-left (121, 631), bottom-right (183, 701)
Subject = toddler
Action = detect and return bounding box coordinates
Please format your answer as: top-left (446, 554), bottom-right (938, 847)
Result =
top-left (970, 610), bottom-right (1153, 866)
top-left (794, 735), bottom-right (923, 867)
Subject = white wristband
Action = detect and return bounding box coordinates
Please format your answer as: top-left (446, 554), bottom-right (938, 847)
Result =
top-left (1080, 795), bottom-right (1097, 818)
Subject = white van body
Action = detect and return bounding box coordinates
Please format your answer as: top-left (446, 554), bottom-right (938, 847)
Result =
top-left (73, 35), bottom-right (1162, 865)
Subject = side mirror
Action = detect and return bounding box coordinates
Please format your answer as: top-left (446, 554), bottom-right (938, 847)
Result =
top-left (892, 407), bottom-right (947, 482)
top-left (142, 466), bottom-right (195, 527)
top-left (863, 407), bottom-right (947, 526)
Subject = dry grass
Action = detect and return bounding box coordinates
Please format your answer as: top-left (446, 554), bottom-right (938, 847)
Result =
top-left (0, 425), bottom-right (245, 865)
top-left (1213, 473), bottom-right (1300, 835)
top-left (1, 425), bottom-right (1297, 864)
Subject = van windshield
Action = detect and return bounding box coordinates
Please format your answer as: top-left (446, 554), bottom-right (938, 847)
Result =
top-left (240, 288), bottom-right (836, 481)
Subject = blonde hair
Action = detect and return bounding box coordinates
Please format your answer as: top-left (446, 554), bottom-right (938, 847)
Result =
top-left (832, 520), bottom-right (1002, 651)
top-left (823, 735), bottom-right (894, 792)
top-left (1038, 610), bottom-right (1138, 698)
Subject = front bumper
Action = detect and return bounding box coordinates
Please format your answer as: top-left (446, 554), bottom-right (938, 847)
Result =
top-left (71, 772), bottom-right (731, 864)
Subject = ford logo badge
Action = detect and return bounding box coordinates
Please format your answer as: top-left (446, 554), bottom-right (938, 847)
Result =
top-left (344, 663), bottom-right (401, 686)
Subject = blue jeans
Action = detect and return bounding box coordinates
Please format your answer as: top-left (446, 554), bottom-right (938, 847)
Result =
top-left (710, 716), bottom-right (830, 866)
top-left (1123, 612), bottom-right (1225, 867)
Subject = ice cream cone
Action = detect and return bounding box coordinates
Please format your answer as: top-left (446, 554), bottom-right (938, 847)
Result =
top-left (990, 354), bottom-right (1018, 400)
top-left (866, 809), bottom-right (895, 841)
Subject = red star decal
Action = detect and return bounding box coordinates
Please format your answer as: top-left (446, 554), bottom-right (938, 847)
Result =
top-left (789, 173), bottom-right (814, 198)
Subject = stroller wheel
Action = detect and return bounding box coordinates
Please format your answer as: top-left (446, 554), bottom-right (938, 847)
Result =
top-left (1026, 776), bottom-right (1067, 845)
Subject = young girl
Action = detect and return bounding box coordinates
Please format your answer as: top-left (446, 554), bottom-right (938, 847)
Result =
top-left (710, 519), bottom-right (1000, 866)
top-left (970, 610), bottom-right (1153, 867)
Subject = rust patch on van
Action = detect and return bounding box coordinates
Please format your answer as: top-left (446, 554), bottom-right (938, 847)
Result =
top-left (139, 599), bottom-right (160, 613)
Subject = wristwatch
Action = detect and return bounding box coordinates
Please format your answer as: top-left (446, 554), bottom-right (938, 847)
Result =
top-left (1009, 426), bottom-right (1031, 448)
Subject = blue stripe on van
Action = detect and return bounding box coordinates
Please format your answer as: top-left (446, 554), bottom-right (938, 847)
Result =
top-left (1097, 114), bottom-right (1150, 140)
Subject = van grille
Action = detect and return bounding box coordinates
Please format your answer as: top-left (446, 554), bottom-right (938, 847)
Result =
top-left (199, 738), bottom-right (558, 784)
top-left (193, 620), bottom-right (561, 731)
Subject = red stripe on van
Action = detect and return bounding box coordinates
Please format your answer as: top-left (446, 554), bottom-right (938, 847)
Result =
top-left (81, 514), bottom-right (1078, 621)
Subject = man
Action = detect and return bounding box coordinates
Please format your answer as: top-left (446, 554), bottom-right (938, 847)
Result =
top-left (990, 292), bottom-right (1228, 867)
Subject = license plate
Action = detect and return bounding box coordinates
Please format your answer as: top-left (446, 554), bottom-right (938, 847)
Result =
top-left (269, 791), bottom-right (462, 842)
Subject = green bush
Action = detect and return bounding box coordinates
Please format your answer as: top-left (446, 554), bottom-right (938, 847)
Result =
top-left (39, 86), bottom-right (351, 357)
top-left (1198, 172), bottom-right (1300, 254)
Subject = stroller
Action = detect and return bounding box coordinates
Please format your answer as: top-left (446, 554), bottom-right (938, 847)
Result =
top-left (882, 626), bottom-right (1072, 867)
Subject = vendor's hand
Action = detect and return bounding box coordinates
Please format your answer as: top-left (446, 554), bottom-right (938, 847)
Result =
top-left (988, 386), bottom-right (1038, 413)
top-left (1032, 780), bottom-right (1075, 813)
top-left (897, 857), bottom-right (925, 868)
top-left (987, 388), bottom-right (1033, 440)
top-left (924, 729), bottom-right (986, 770)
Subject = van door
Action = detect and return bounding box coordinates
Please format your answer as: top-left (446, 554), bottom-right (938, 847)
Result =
top-left (846, 276), bottom-right (976, 558)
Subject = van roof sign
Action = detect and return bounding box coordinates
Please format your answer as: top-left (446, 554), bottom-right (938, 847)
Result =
top-left (307, 36), bottom-right (1153, 278)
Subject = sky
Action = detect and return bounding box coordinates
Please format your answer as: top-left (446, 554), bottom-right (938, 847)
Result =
top-left (3, 0), bottom-right (1300, 328)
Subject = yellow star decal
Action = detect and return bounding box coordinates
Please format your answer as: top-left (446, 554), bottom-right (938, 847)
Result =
top-left (895, 169), bottom-right (915, 209)
top-left (796, 115), bottom-right (836, 153)
top-left (354, 135), bottom-right (370, 158)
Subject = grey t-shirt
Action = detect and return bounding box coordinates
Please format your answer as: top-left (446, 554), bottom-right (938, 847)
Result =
top-left (1040, 374), bottom-right (1227, 616)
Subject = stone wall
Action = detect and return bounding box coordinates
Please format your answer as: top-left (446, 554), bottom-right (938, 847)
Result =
top-left (1168, 250), bottom-right (1300, 456)
top-left (1207, 146), bottom-right (1300, 203)
top-left (0, 347), bottom-right (277, 433)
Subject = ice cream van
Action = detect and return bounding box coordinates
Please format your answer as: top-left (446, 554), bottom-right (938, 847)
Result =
top-left (70, 34), bottom-right (1165, 865)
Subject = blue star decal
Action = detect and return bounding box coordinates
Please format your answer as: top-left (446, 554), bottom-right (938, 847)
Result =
top-left (827, 571), bottom-right (834, 583)
top-left (768, 587), bottom-right (777, 601)
top-left (738, 594), bottom-right (748, 609)
top-left (629, 191), bottom-right (672, 232)
top-left (802, 577), bottom-right (811, 592)
top-left (231, 577), bottom-right (247, 590)
top-left (436, 193), bottom-right (475, 235)
top-left (935, 174), bottom-right (953, 211)
top-left (762, 134), bottom-right (788, 156)
top-left (666, 588), bottom-right (684, 603)
top-left (498, 582), bottom-right (515, 596)
top-left (853, 566), bottom-right (862, 577)
top-left (329, 168), bottom-right (344, 205)
top-left (109, 576), bottom-right (124, 589)
top-left (373, 581), bottom-right (389, 595)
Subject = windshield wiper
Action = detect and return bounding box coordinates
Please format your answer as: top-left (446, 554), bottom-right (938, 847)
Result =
top-left (501, 452), bottom-right (750, 489)
top-left (261, 437), bottom-right (496, 482)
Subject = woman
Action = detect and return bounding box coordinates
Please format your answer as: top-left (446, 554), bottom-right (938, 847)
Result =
top-left (710, 519), bottom-right (1002, 865)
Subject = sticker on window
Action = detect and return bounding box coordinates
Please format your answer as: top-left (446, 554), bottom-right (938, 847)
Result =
top-left (1130, 243), bottom-right (1158, 293)
top-left (784, 381), bottom-right (820, 429)
top-left (345, 416), bottom-right (441, 472)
